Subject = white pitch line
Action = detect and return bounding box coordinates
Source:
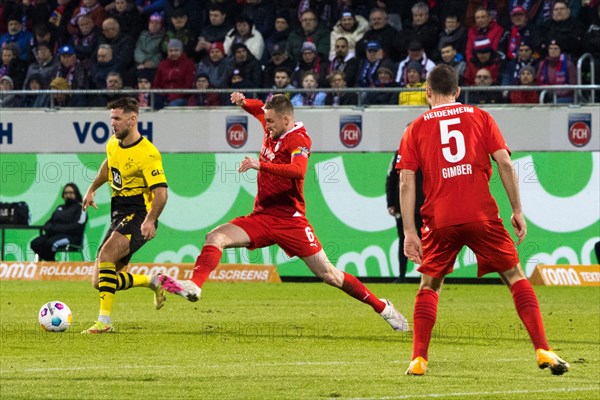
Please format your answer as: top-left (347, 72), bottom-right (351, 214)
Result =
top-left (347, 387), bottom-right (600, 400)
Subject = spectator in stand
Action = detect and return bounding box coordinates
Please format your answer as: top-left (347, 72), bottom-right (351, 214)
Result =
top-left (291, 41), bottom-right (329, 88)
top-left (161, 8), bottom-right (197, 58)
top-left (20, 73), bottom-right (48, 108)
top-left (581, 2), bottom-right (600, 95)
top-left (437, 14), bottom-right (468, 60)
top-left (290, 71), bottom-right (326, 106)
top-left (264, 9), bottom-right (292, 60)
top-left (364, 65), bottom-right (398, 105)
top-left (134, 12), bottom-right (165, 73)
top-left (29, 24), bottom-right (59, 62)
top-left (48, 77), bottom-right (73, 108)
top-left (395, 40), bottom-right (436, 87)
top-left (196, 41), bottom-right (231, 89)
top-left (224, 14), bottom-right (265, 60)
top-left (464, 0), bottom-right (510, 28)
top-left (238, 0), bottom-right (275, 39)
top-left (499, 6), bottom-right (541, 61)
top-left (88, 44), bottom-right (119, 89)
top-left (56, 44), bottom-right (89, 106)
top-left (298, 0), bottom-right (340, 29)
top-left (227, 68), bottom-right (254, 99)
top-left (438, 43), bottom-right (466, 84)
top-left (48, 0), bottom-right (78, 45)
top-left (109, 0), bottom-right (143, 40)
top-left (264, 66), bottom-right (295, 102)
top-left (537, 39), bottom-right (576, 103)
top-left (136, 0), bottom-right (167, 18)
top-left (374, 0), bottom-right (403, 31)
top-left (153, 38), bottom-right (196, 106)
top-left (68, 0), bottom-right (109, 36)
top-left (135, 68), bottom-right (158, 109)
top-left (262, 42), bottom-right (295, 88)
top-left (286, 9), bottom-right (331, 62)
top-left (73, 14), bottom-right (101, 67)
top-left (355, 8), bottom-right (404, 62)
top-left (328, 9), bottom-right (369, 60)
top-left (402, 2), bottom-right (440, 60)
top-left (510, 65), bottom-right (539, 104)
top-left (0, 75), bottom-right (21, 107)
top-left (228, 42), bottom-right (262, 88)
top-left (100, 17), bottom-right (136, 86)
top-left (464, 37), bottom-right (503, 85)
top-left (22, 41), bottom-right (60, 89)
top-left (468, 67), bottom-right (504, 104)
top-left (328, 37), bottom-right (359, 87)
top-left (89, 70), bottom-right (126, 106)
top-left (0, 43), bottom-right (27, 89)
top-left (542, 0), bottom-right (585, 58)
top-left (3, 0), bottom-right (51, 29)
top-left (187, 73), bottom-right (222, 106)
top-left (465, 7), bottom-right (505, 62)
top-left (399, 61), bottom-right (427, 106)
top-left (0, 13), bottom-right (33, 62)
top-left (500, 39), bottom-right (538, 86)
top-left (325, 70), bottom-right (358, 106)
top-left (194, 4), bottom-right (232, 61)
top-left (356, 40), bottom-right (394, 89)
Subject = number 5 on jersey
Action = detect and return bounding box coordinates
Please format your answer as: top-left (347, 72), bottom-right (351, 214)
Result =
top-left (440, 118), bottom-right (465, 163)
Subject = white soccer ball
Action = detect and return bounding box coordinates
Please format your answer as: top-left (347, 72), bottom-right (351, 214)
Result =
top-left (38, 301), bottom-right (72, 332)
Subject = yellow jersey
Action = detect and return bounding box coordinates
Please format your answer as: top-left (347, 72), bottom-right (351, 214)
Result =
top-left (106, 135), bottom-right (168, 212)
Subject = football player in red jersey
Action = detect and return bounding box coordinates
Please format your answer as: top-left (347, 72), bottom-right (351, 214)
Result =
top-left (175, 92), bottom-right (409, 332)
top-left (398, 64), bottom-right (569, 376)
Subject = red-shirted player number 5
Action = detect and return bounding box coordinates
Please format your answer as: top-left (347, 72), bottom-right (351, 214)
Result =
top-left (440, 118), bottom-right (466, 163)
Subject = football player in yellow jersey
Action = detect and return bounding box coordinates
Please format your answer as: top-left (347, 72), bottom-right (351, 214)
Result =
top-left (80, 97), bottom-right (184, 334)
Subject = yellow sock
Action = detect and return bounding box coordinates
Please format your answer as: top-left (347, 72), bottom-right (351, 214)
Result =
top-left (116, 272), bottom-right (151, 291)
top-left (98, 262), bottom-right (117, 321)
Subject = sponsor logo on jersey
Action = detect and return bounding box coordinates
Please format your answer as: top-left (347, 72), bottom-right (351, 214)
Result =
top-left (226, 116), bottom-right (248, 148)
top-left (339, 115), bottom-right (362, 148)
top-left (111, 167), bottom-right (122, 189)
top-left (568, 113), bottom-right (592, 147)
top-left (151, 169), bottom-right (163, 176)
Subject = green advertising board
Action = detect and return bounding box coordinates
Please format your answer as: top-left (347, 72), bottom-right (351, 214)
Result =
top-left (1, 152), bottom-right (598, 278)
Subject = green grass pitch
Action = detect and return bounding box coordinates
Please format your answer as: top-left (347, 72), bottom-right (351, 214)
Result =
top-left (1, 280), bottom-right (599, 400)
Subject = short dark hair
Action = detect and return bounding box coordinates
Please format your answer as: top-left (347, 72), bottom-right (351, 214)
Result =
top-left (265, 94), bottom-right (294, 115)
top-left (108, 97), bottom-right (139, 114)
top-left (274, 66), bottom-right (292, 77)
top-left (427, 64), bottom-right (458, 96)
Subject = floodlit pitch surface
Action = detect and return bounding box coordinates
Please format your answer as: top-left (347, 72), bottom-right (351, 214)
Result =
top-left (1, 281), bottom-right (598, 399)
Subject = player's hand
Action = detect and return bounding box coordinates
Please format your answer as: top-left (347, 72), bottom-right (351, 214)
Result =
top-left (387, 207), bottom-right (396, 216)
top-left (141, 220), bottom-right (156, 240)
top-left (511, 211), bottom-right (527, 244)
top-left (230, 92), bottom-right (246, 106)
top-left (82, 191), bottom-right (96, 211)
top-left (238, 156), bottom-right (260, 172)
top-left (404, 232), bottom-right (422, 264)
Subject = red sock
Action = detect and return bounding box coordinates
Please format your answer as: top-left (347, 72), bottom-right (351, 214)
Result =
top-left (340, 272), bottom-right (386, 313)
top-left (412, 289), bottom-right (439, 361)
top-left (511, 279), bottom-right (549, 350)
top-left (191, 245), bottom-right (222, 287)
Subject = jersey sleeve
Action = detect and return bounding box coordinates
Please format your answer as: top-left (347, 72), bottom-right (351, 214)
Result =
top-left (397, 124), bottom-right (419, 172)
top-left (143, 146), bottom-right (168, 189)
top-left (242, 99), bottom-right (267, 130)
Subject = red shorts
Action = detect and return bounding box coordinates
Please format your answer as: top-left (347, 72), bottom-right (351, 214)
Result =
top-left (230, 213), bottom-right (322, 258)
top-left (418, 219), bottom-right (520, 279)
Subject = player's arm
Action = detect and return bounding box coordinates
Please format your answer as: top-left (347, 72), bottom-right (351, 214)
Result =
top-left (141, 185), bottom-right (168, 240)
top-left (400, 169), bottom-right (422, 264)
top-left (493, 148), bottom-right (527, 244)
top-left (238, 155), bottom-right (308, 179)
top-left (230, 92), bottom-right (266, 126)
top-left (83, 159), bottom-right (108, 211)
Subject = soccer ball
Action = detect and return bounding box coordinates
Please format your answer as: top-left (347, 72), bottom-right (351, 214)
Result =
top-left (38, 301), bottom-right (72, 332)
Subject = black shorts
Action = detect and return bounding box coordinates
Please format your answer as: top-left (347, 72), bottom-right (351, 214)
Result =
top-left (99, 210), bottom-right (156, 265)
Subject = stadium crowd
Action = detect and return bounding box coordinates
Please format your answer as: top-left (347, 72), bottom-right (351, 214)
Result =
top-left (0, 0), bottom-right (599, 108)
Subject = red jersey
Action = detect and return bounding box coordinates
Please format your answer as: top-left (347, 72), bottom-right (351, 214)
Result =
top-left (242, 99), bottom-right (311, 217)
top-left (397, 103), bottom-right (510, 230)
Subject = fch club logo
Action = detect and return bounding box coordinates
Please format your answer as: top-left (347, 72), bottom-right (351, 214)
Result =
top-left (226, 116), bottom-right (248, 148)
top-left (339, 115), bottom-right (362, 148)
top-left (568, 113), bottom-right (591, 147)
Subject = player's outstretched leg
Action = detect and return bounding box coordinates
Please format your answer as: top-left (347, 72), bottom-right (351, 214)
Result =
top-left (510, 278), bottom-right (569, 375)
top-left (155, 273), bottom-right (200, 302)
